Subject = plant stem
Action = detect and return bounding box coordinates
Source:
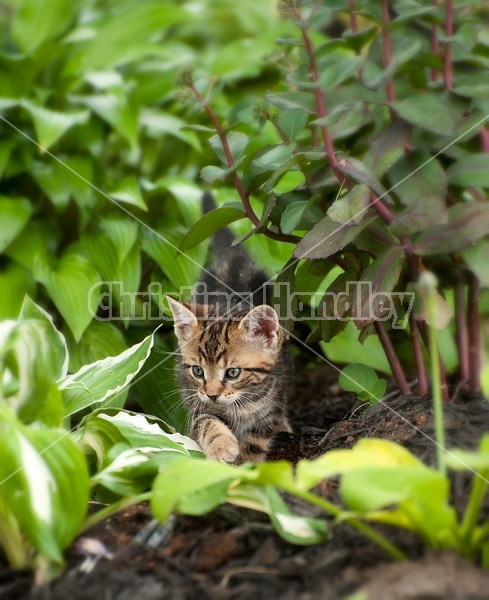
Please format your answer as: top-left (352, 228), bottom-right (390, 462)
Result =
top-left (460, 468), bottom-right (489, 555)
top-left (409, 315), bottom-right (428, 396)
top-left (81, 493), bottom-right (152, 533)
top-left (381, 0), bottom-right (396, 113)
top-left (431, 0), bottom-right (440, 82)
top-left (418, 321), bottom-right (450, 401)
top-left (467, 274), bottom-right (481, 394)
top-left (374, 321), bottom-right (411, 395)
top-left (425, 279), bottom-right (446, 476)
top-left (295, 489), bottom-right (407, 561)
top-left (444, 0), bottom-right (453, 90)
top-left (454, 274), bottom-right (469, 385)
top-left (188, 83), bottom-right (299, 244)
top-left (0, 509), bottom-right (29, 569)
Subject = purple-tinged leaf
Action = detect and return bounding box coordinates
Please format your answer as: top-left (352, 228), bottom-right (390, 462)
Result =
top-left (336, 157), bottom-right (394, 205)
top-left (461, 239), bottom-right (489, 288)
top-left (364, 120), bottom-right (411, 178)
top-left (391, 94), bottom-right (454, 136)
top-left (328, 185), bottom-right (371, 226)
top-left (447, 154), bottom-right (489, 188)
top-left (391, 196), bottom-right (448, 237)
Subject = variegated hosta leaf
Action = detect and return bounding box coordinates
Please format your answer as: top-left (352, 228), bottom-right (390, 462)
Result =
top-left (59, 328), bottom-right (158, 416)
top-left (0, 405), bottom-right (89, 571)
top-left (0, 297), bottom-right (68, 424)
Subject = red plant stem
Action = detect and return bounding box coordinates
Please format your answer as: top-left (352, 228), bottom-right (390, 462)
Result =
top-left (431, 0), bottom-right (440, 82)
top-left (444, 0), bottom-right (453, 90)
top-left (190, 83), bottom-right (299, 244)
top-left (409, 315), bottom-right (428, 396)
top-left (481, 126), bottom-right (489, 153)
top-left (299, 25), bottom-right (338, 169)
top-left (349, 0), bottom-right (358, 34)
top-left (454, 274), bottom-right (469, 384)
top-left (381, 0), bottom-right (396, 109)
top-left (467, 274), bottom-right (481, 394)
top-left (374, 321), bottom-right (411, 395)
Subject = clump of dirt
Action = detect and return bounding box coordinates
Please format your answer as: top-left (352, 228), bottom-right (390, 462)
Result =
top-left (2, 362), bottom-right (489, 600)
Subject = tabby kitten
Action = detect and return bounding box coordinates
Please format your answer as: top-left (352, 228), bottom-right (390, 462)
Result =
top-left (167, 207), bottom-right (292, 464)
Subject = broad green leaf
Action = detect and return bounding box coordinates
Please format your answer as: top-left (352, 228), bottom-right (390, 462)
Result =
top-left (387, 151), bottom-right (447, 207)
top-left (109, 177), bottom-right (147, 212)
top-left (447, 154), bottom-right (489, 188)
top-left (0, 264), bottom-right (35, 320)
top-left (296, 439), bottom-right (422, 492)
top-left (70, 92), bottom-right (138, 149)
top-left (100, 216), bottom-right (139, 265)
top-left (179, 206), bottom-right (246, 253)
top-left (59, 328), bottom-right (157, 417)
top-left (253, 143), bottom-right (297, 170)
top-left (142, 225), bottom-right (207, 290)
top-left (277, 110), bottom-right (309, 142)
top-left (0, 196), bottom-right (32, 253)
top-left (151, 177), bottom-right (203, 228)
top-left (339, 364), bottom-right (386, 404)
top-left (415, 203), bottom-right (489, 255)
top-left (352, 245), bottom-right (405, 326)
top-left (264, 486), bottom-right (328, 545)
top-left (151, 456), bottom-right (243, 522)
top-left (446, 435), bottom-right (489, 471)
top-left (11, 0), bottom-right (78, 54)
top-left (0, 405), bottom-right (89, 569)
top-left (265, 91), bottom-right (315, 113)
top-left (140, 109), bottom-right (202, 152)
top-left (209, 132), bottom-right (249, 164)
top-left (67, 320), bottom-right (127, 374)
top-left (391, 95), bottom-right (454, 136)
top-left (200, 157), bottom-right (245, 183)
top-left (327, 185), bottom-right (370, 226)
top-left (21, 102), bottom-right (89, 150)
top-left (391, 196), bottom-right (448, 237)
top-left (294, 214), bottom-right (375, 260)
top-left (280, 201), bottom-right (309, 234)
top-left (34, 252), bottom-right (100, 342)
top-left (461, 239), bottom-right (489, 288)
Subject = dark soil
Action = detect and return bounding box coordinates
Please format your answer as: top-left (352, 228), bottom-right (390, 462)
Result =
top-left (3, 361), bottom-right (489, 600)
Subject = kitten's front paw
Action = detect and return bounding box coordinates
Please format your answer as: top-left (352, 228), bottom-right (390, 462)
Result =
top-left (205, 437), bottom-right (239, 464)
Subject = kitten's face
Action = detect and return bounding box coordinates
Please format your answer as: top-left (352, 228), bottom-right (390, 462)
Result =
top-left (167, 298), bottom-right (283, 407)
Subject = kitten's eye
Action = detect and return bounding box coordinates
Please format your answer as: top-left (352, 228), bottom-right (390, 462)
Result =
top-left (225, 367), bottom-right (241, 379)
top-left (192, 365), bottom-right (204, 378)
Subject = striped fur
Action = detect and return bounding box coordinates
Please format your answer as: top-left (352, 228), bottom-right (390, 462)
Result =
top-left (168, 238), bottom-right (292, 464)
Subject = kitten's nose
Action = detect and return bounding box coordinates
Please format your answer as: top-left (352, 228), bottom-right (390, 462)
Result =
top-left (207, 394), bottom-right (219, 402)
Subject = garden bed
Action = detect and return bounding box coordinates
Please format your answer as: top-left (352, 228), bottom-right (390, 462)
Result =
top-left (3, 362), bottom-right (489, 600)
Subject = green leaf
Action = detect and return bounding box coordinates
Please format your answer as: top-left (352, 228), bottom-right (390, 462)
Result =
top-left (446, 435), bottom-right (489, 471)
top-left (109, 176), bottom-right (147, 211)
top-left (294, 214), bottom-right (375, 260)
top-left (34, 252), bottom-right (100, 342)
top-left (265, 91), bottom-right (315, 113)
top-left (391, 196), bottom-right (448, 237)
top-left (0, 405), bottom-right (89, 570)
top-left (179, 206), bottom-right (246, 253)
top-left (415, 203), bottom-right (489, 255)
top-left (11, 0), bottom-right (78, 54)
top-left (461, 239), bottom-right (489, 288)
top-left (0, 196), bottom-right (32, 253)
top-left (364, 120), bottom-right (411, 178)
top-left (67, 320), bottom-right (127, 374)
top-left (100, 216), bottom-right (139, 265)
top-left (336, 157), bottom-right (393, 204)
top-left (391, 95), bottom-right (454, 136)
top-left (327, 185), bottom-right (371, 226)
top-left (200, 158), bottom-right (245, 183)
top-left (209, 132), bottom-right (249, 164)
top-left (447, 154), bottom-right (489, 188)
top-left (280, 201), bottom-right (309, 234)
top-left (70, 92), bottom-right (139, 149)
top-left (59, 328), bottom-right (158, 417)
top-left (151, 456), bottom-right (241, 523)
top-left (21, 102), bottom-right (89, 150)
top-left (364, 38), bottom-right (423, 90)
top-left (277, 110), bottom-right (309, 142)
top-left (338, 364), bottom-right (386, 404)
top-left (140, 109), bottom-right (202, 152)
top-left (0, 264), bottom-right (35, 320)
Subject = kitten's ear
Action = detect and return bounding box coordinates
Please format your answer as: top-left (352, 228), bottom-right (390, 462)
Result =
top-left (239, 305), bottom-right (281, 348)
top-left (167, 296), bottom-right (198, 342)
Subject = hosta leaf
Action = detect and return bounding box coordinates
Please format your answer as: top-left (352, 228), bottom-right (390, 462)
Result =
top-left (294, 214), bottom-right (375, 260)
top-left (415, 203), bottom-right (489, 255)
top-left (140, 109), bottom-right (201, 152)
top-left (0, 264), bottom-right (35, 320)
top-left (100, 216), bottom-right (139, 265)
top-left (70, 93), bottom-right (138, 149)
top-left (179, 206), bottom-right (246, 253)
top-left (0, 196), bottom-right (32, 252)
top-left (11, 0), bottom-right (78, 54)
top-left (0, 405), bottom-right (89, 567)
top-left (59, 329), bottom-right (157, 416)
top-left (391, 95), bottom-right (454, 136)
top-left (21, 102), bottom-right (89, 150)
top-left (67, 320), bottom-right (127, 374)
top-left (109, 176), bottom-right (147, 211)
top-left (34, 252), bottom-right (100, 342)
top-left (447, 154), bottom-right (489, 188)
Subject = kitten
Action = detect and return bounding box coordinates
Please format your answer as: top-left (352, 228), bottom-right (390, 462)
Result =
top-left (167, 196), bottom-right (292, 464)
